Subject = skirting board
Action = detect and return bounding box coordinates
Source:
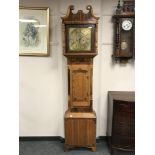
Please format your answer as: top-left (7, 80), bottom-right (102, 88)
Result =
top-left (19, 136), bottom-right (65, 143)
top-left (19, 136), bottom-right (108, 143)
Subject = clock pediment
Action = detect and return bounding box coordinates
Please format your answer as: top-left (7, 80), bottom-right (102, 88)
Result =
top-left (61, 5), bottom-right (99, 24)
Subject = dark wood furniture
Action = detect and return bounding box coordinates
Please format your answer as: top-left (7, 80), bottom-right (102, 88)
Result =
top-left (113, 0), bottom-right (135, 61)
top-left (61, 6), bottom-right (99, 151)
top-left (107, 91), bottom-right (135, 154)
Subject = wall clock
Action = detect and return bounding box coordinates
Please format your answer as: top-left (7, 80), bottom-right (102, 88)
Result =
top-left (113, 0), bottom-right (135, 61)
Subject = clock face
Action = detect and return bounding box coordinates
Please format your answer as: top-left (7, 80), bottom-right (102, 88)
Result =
top-left (122, 20), bottom-right (132, 31)
top-left (68, 27), bottom-right (91, 51)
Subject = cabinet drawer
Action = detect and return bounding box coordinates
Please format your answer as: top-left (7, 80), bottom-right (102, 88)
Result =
top-left (114, 100), bottom-right (135, 113)
top-left (113, 121), bottom-right (135, 137)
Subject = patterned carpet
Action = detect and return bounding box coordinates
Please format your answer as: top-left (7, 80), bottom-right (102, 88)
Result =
top-left (19, 140), bottom-right (135, 155)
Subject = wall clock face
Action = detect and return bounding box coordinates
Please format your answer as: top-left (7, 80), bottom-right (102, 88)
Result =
top-left (68, 28), bottom-right (91, 51)
top-left (122, 20), bottom-right (132, 31)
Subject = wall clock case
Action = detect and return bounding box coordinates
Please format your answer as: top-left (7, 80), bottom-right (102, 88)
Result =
top-left (113, 0), bottom-right (135, 61)
top-left (62, 5), bottom-right (99, 151)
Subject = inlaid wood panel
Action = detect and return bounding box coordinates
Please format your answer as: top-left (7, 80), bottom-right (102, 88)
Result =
top-left (69, 64), bottom-right (92, 110)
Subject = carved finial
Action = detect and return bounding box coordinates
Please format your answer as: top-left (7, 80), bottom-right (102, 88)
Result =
top-left (117, 0), bottom-right (121, 9)
top-left (86, 5), bottom-right (92, 10)
top-left (116, 0), bottom-right (122, 14)
top-left (69, 5), bottom-right (74, 10)
top-left (68, 5), bottom-right (74, 14)
top-left (86, 5), bottom-right (93, 14)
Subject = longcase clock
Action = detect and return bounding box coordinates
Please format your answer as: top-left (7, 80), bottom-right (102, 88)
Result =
top-left (61, 5), bottom-right (99, 151)
top-left (113, 0), bottom-right (135, 61)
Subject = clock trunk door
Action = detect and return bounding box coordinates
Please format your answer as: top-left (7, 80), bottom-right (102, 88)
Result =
top-left (120, 18), bottom-right (134, 57)
top-left (69, 64), bottom-right (91, 110)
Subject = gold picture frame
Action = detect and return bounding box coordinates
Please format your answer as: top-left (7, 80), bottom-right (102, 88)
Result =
top-left (19, 7), bottom-right (49, 56)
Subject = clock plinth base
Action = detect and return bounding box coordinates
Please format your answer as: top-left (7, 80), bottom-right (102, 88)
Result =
top-left (64, 110), bottom-right (96, 152)
top-left (64, 144), bottom-right (96, 152)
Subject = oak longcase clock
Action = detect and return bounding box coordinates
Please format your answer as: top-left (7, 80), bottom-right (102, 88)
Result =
top-left (62, 5), bottom-right (99, 151)
top-left (113, 0), bottom-right (135, 61)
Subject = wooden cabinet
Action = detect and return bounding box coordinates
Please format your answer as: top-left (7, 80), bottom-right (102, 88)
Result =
top-left (65, 110), bottom-right (96, 151)
top-left (107, 91), bottom-right (135, 153)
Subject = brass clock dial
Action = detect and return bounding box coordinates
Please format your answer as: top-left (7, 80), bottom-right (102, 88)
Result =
top-left (69, 28), bottom-right (91, 51)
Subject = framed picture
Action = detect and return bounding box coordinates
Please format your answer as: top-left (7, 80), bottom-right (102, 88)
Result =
top-left (19, 7), bottom-right (49, 56)
top-left (65, 24), bottom-right (95, 53)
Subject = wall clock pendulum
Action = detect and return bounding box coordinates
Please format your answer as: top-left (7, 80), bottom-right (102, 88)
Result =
top-left (61, 5), bottom-right (99, 151)
top-left (113, 0), bottom-right (135, 62)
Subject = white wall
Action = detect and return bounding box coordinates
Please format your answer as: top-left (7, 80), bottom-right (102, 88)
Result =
top-left (19, 0), bottom-right (135, 137)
